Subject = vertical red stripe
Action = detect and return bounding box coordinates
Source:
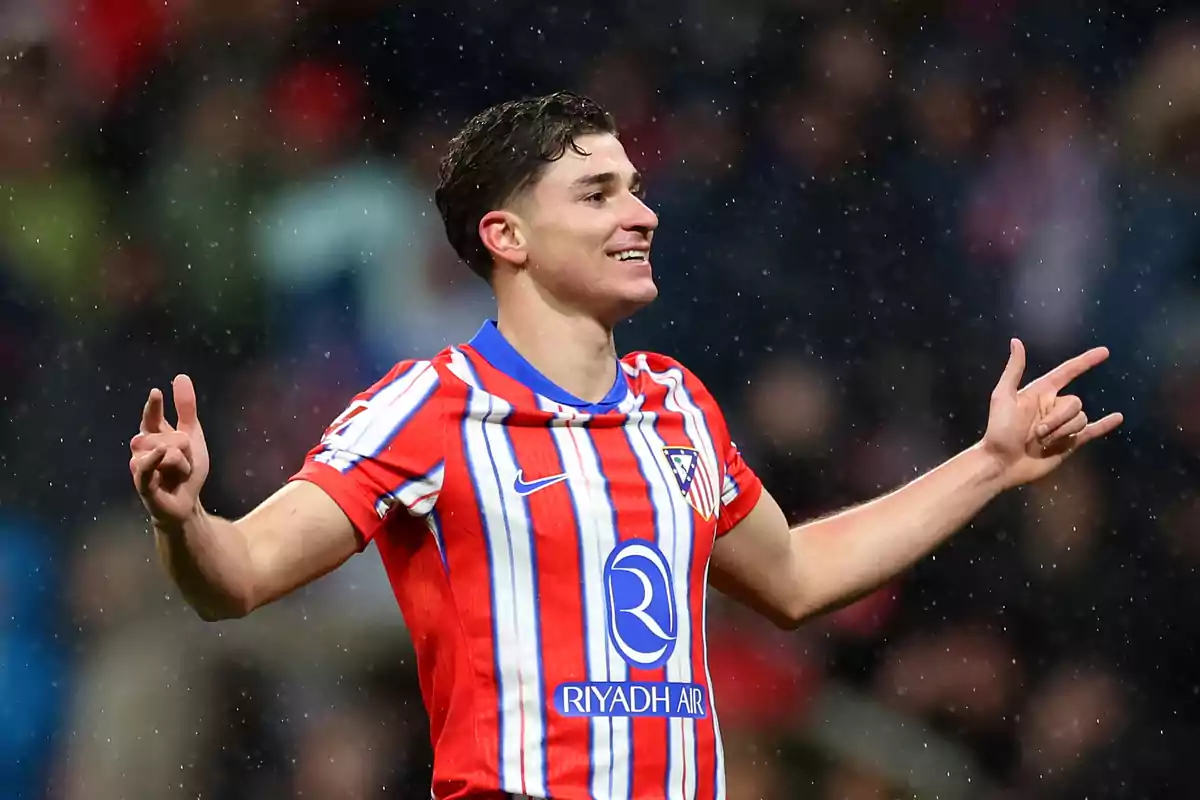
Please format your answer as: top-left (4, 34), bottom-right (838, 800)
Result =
top-left (402, 376), bottom-right (505, 796)
top-left (589, 414), bottom-right (673, 799)
top-left (465, 350), bottom-right (612, 794)
top-left (460, 353), bottom-right (548, 795)
top-left (502, 404), bottom-right (593, 793)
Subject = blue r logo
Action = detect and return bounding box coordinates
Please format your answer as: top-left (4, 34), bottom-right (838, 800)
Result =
top-left (603, 539), bottom-right (678, 670)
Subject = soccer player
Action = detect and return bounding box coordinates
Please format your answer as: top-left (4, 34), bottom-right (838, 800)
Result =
top-left (129, 92), bottom-right (1122, 800)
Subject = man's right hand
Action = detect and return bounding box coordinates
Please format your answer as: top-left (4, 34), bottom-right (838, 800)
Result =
top-left (130, 374), bottom-right (211, 529)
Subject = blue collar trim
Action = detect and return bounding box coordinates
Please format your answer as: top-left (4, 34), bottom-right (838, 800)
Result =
top-left (467, 320), bottom-right (628, 414)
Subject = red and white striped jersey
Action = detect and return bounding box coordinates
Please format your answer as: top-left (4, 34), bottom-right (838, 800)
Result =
top-left (291, 320), bottom-right (764, 800)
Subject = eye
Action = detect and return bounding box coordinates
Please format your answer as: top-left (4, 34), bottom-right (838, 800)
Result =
top-left (583, 192), bottom-right (606, 205)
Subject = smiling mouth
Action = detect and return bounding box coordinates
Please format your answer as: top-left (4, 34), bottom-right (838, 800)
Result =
top-left (609, 249), bottom-right (650, 264)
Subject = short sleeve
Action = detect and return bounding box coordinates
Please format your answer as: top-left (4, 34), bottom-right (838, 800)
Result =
top-left (716, 438), bottom-right (763, 537)
top-left (715, 438), bottom-right (763, 537)
top-left (290, 360), bottom-right (444, 547)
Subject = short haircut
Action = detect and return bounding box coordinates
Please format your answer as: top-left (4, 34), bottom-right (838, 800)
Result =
top-left (434, 91), bottom-right (618, 281)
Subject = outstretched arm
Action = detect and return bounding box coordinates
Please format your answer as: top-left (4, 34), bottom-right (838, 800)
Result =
top-left (710, 339), bottom-right (1123, 628)
top-left (710, 446), bottom-right (1006, 628)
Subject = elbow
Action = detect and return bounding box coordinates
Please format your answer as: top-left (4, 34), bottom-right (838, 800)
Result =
top-left (775, 595), bottom-right (823, 631)
top-left (732, 584), bottom-right (816, 631)
top-left (195, 603), bottom-right (247, 623)
top-left (776, 614), bottom-right (804, 632)
top-left (753, 601), bottom-right (807, 631)
top-left (777, 588), bottom-right (877, 631)
top-left (191, 588), bottom-right (255, 623)
top-left (774, 607), bottom-right (809, 632)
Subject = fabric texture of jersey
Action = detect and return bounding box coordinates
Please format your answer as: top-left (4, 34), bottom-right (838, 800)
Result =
top-left (290, 321), bottom-right (764, 800)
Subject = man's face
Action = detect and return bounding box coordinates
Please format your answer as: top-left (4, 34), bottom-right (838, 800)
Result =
top-left (515, 132), bottom-right (660, 324)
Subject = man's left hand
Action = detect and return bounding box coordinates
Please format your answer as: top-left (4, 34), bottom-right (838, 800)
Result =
top-left (979, 338), bottom-right (1123, 489)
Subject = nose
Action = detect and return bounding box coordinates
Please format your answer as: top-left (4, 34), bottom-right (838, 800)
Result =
top-left (624, 192), bottom-right (659, 235)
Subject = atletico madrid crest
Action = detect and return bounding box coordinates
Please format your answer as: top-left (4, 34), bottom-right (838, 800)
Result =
top-left (662, 446), bottom-right (719, 521)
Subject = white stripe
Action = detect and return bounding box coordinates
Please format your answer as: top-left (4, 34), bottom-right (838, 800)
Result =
top-left (703, 458), bottom-right (718, 519)
top-left (630, 356), bottom-right (730, 798)
top-left (721, 440), bottom-right (745, 510)
top-left (654, 362), bottom-right (723, 799)
top-left (316, 362), bottom-right (438, 475)
top-left (625, 404), bottom-right (694, 799)
top-left (542, 399), bottom-right (630, 800)
top-left (394, 463), bottom-right (445, 516)
top-left (462, 364), bottom-right (546, 796)
top-left (637, 356), bottom-right (722, 534)
top-left (691, 454), bottom-right (716, 521)
top-left (339, 362), bottom-right (430, 446)
top-left (462, 390), bottom-right (523, 786)
top-left (323, 362), bottom-right (434, 461)
top-left (721, 472), bottom-right (739, 506)
top-left (617, 388), bottom-right (641, 416)
top-left (447, 347), bottom-right (477, 386)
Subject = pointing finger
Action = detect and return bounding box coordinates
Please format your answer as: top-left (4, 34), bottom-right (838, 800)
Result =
top-left (1030, 347), bottom-right (1111, 393)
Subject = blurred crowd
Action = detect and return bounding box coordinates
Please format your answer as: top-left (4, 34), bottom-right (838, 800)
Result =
top-left (4, 0), bottom-right (1200, 798)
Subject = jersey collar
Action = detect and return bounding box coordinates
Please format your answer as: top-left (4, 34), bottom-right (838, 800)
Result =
top-left (467, 319), bottom-right (629, 414)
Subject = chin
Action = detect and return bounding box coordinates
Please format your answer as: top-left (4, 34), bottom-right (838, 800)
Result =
top-left (604, 280), bottom-right (659, 324)
top-left (631, 275), bottom-right (659, 302)
top-left (620, 270), bottom-right (659, 303)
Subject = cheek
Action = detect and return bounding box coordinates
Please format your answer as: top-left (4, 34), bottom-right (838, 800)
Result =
top-left (525, 217), bottom-right (622, 286)
top-left (529, 246), bottom-right (605, 295)
top-left (535, 227), bottom-right (609, 270)
top-left (537, 213), bottom-right (611, 250)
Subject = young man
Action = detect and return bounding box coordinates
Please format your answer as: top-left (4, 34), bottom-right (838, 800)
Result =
top-left (130, 92), bottom-right (1123, 799)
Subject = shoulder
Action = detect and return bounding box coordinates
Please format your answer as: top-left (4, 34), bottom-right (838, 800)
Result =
top-left (361, 346), bottom-right (474, 396)
top-left (354, 358), bottom-right (444, 404)
top-left (620, 350), bottom-right (714, 395)
top-left (620, 350), bottom-right (689, 375)
top-left (619, 350), bottom-right (726, 421)
top-left (323, 354), bottom-right (455, 438)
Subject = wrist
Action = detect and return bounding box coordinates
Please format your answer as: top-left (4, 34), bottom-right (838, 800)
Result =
top-left (964, 441), bottom-right (1012, 496)
top-left (153, 502), bottom-right (206, 538)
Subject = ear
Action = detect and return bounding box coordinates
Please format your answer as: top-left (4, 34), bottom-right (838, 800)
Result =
top-left (478, 210), bottom-right (528, 268)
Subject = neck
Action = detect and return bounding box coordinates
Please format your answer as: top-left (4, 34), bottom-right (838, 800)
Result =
top-left (495, 296), bottom-right (619, 405)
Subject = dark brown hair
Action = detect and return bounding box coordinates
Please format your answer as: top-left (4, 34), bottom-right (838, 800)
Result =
top-left (434, 91), bottom-right (617, 281)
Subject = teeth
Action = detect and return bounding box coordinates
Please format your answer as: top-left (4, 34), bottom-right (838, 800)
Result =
top-left (613, 250), bottom-right (648, 262)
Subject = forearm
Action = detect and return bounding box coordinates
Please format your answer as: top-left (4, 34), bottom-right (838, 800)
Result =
top-left (791, 443), bottom-right (1006, 619)
top-left (153, 506), bottom-right (256, 621)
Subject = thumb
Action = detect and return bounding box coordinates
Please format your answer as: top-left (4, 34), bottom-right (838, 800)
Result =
top-left (172, 374), bottom-right (202, 432)
top-left (995, 338), bottom-right (1026, 397)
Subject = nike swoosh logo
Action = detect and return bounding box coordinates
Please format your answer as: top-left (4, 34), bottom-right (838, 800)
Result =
top-left (513, 469), bottom-right (568, 496)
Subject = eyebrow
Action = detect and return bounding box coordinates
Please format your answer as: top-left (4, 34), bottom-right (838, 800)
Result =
top-left (570, 170), bottom-right (643, 191)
